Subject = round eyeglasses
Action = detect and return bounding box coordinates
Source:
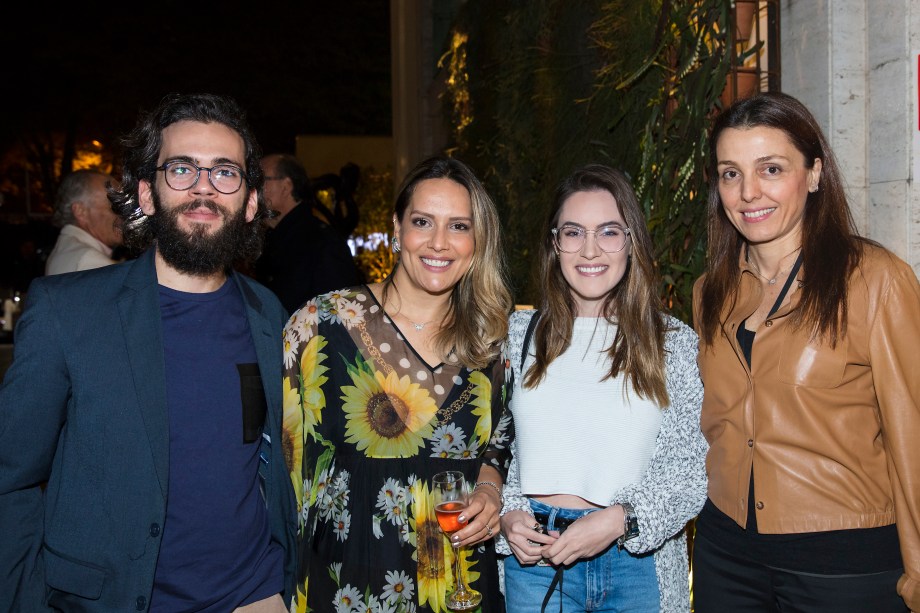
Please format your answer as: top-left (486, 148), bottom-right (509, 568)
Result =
top-left (155, 161), bottom-right (246, 194)
top-left (551, 224), bottom-right (631, 253)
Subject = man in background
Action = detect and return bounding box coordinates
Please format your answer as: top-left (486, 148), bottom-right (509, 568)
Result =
top-left (0, 93), bottom-right (295, 612)
top-left (311, 161), bottom-right (360, 238)
top-left (45, 169), bottom-right (123, 275)
top-left (256, 153), bottom-right (361, 314)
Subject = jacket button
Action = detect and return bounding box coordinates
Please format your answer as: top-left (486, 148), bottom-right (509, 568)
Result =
top-left (764, 320), bottom-right (773, 327)
top-left (756, 501), bottom-right (764, 510)
top-left (149, 523), bottom-right (160, 537)
top-left (748, 439), bottom-right (754, 447)
top-left (136, 595), bottom-right (147, 610)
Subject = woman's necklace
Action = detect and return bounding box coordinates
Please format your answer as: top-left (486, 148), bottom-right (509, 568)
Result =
top-left (748, 246), bottom-right (802, 285)
top-left (394, 310), bottom-right (433, 332)
top-left (386, 279), bottom-right (443, 332)
top-left (407, 318), bottom-right (430, 332)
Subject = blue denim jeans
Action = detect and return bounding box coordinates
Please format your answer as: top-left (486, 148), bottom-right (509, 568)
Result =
top-left (503, 499), bottom-right (659, 612)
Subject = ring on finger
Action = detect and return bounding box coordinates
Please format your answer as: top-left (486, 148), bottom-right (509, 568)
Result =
top-left (486, 524), bottom-right (493, 537)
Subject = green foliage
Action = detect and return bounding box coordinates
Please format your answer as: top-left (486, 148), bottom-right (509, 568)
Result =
top-left (443, 0), bottom-right (730, 323)
top-left (352, 167), bottom-right (395, 240)
top-left (351, 168), bottom-right (396, 283)
top-left (606, 0), bottom-right (732, 321)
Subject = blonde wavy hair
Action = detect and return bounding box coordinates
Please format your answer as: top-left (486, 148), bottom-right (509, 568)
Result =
top-left (383, 156), bottom-right (512, 369)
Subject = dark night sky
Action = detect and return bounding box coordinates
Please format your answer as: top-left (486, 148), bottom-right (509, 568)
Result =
top-left (0, 1), bottom-right (392, 158)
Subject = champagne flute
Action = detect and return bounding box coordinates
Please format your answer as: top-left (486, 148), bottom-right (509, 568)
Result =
top-left (433, 470), bottom-right (482, 611)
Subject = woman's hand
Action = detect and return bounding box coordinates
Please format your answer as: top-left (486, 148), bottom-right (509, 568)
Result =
top-left (539, 505), bottom-right (624, 566)
top-left (448, 484), bottom-right (501, 548)
top-left (500, 509), bottom-right (558, 565)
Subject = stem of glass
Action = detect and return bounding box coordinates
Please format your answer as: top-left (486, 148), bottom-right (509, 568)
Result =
top-left (453, 544), bottom-right (466, 594)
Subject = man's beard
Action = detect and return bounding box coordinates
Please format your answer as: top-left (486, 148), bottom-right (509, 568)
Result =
top-left (150, 187), bottom-right (249, 276)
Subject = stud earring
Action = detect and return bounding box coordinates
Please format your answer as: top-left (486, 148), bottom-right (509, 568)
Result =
top-left (392, 237), bottom-right (400, 253)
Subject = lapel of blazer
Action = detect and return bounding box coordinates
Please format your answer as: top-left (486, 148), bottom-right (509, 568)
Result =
top-left (234, 273), bottom-right (282, 427)
top-left (235, 273), bottom-right (299, 569)
top-left (235, 274), bottom-right (298, 596)
top-left (117, 249), bottom-right (169, 499)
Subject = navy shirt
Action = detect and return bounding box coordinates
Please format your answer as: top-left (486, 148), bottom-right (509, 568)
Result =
top-left (151, 281), bottom-right (283, 611)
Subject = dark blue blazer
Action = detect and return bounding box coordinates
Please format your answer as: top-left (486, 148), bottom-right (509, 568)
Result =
top-left (0, 249), bottom-right (297, 612)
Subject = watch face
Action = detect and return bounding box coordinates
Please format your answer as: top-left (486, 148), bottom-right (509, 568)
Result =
top-left (622, 503), bottom-right (639, 540)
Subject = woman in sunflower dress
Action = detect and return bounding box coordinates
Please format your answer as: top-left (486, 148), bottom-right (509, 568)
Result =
top-left (282, 156), bottom-right (513, 613)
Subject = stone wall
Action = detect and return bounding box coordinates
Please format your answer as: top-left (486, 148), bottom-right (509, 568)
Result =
top-left (782, 0), bottom-right (920, 275)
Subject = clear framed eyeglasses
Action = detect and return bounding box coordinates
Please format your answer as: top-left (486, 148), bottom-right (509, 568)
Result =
top-left (551, 224), bottom-right (631, 253)
top-left (155, 161), bottom-right (246, 194)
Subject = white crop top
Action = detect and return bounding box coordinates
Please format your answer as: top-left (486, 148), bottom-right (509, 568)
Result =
top-left (511, 317), bottom-right (662, 506)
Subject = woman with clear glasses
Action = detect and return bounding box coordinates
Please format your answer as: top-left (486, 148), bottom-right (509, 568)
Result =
top-left (496, 164), bottom-right (707, 612)
top-left (692, 92), bottom-right (920, 612)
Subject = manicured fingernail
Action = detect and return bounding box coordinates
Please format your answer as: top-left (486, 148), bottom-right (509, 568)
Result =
top-left (458, 516), bottom-right (466, 523)
top-left (452, 535), bottom-right (460, 542)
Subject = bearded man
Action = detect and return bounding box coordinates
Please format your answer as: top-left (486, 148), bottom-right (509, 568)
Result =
top-left (0, 93), bottom-right (295, 613)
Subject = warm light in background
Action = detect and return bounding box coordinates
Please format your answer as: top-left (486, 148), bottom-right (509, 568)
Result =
top-left (441, 31), bottom-right (473, 142)
top-left (72, 139), bottom-right (113, 174)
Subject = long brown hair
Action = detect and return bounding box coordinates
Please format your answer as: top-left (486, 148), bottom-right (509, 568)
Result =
top-left (697, 92), bottom-right (862, 347)
top-left (524, 164), bottom-right (668, 408)
top-left (383, 156), bottom-right (512, 369)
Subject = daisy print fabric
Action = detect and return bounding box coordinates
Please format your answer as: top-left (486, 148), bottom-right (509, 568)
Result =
top-left (282, 286), bottom-right (511, 613)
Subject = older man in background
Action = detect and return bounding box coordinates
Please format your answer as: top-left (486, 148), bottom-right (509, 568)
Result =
top-left (255, 153), bottom-right (361, 313)
top-left (45, 169), bottom-right (123, 275)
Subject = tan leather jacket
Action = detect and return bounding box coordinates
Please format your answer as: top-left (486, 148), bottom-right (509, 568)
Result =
top-left (693, 244), bottom-right (920, 610)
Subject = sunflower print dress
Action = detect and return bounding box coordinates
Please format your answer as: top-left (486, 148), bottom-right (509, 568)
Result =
top-left (282, 286), bottom-right (512, 613)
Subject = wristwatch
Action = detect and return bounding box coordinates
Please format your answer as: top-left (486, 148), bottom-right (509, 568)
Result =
top-left (617, 502), bottom-right (639, 547)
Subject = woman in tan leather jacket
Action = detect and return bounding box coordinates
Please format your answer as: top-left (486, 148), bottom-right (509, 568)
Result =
top-left (691, 92), bottom-right (920, 612)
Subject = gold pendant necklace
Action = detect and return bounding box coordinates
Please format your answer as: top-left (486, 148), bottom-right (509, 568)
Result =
top-left (752, 268), bottom-right (783, 285)
top-left (749, 246), bottom-right (801, 285)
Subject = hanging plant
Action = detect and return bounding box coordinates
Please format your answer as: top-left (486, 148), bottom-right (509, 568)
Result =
top-left (442, 0), bottom-right (730, 323)
top-left (598, 0), bottom-right (731, 321)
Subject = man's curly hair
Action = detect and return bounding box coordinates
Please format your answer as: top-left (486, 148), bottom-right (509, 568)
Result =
top-left (109, 93), bottom-right (269, 261)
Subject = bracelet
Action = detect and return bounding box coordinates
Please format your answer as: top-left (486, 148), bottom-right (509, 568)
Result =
top-left (474, 481), bottom-right (503, 505)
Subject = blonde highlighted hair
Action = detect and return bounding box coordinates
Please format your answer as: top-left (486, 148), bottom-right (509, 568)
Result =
top-left (384, 156), bottom-right (512, 369)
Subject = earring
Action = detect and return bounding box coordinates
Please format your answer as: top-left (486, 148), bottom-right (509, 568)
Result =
top-left (809, 184), bottom-right (820, 193)
top-left (392, 237), bottom-right (400, 253)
